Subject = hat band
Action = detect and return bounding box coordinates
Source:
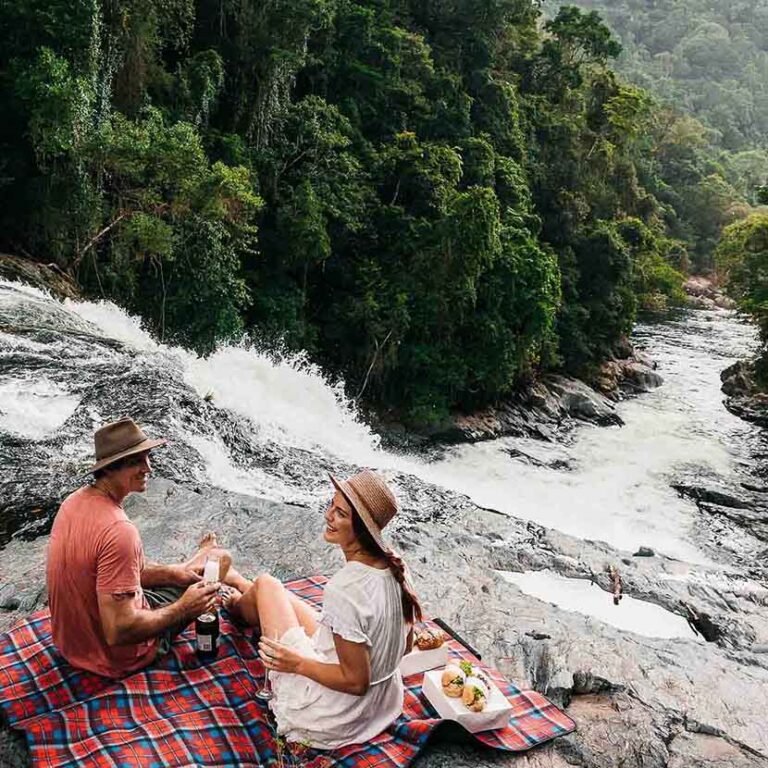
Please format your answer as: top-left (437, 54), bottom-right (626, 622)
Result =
top-left (96, 434), bottom-right (149, 462)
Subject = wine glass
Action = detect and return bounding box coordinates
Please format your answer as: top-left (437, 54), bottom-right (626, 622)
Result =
top-left (202, 555), bottom-right (220, 584)
top-left (256, 629), bottom-right (278, 701)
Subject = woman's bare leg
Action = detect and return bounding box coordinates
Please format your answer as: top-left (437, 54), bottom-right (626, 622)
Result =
top-left (255, 575), bottom-right (300, 640)
top-left (224, 574), bottom-right (318, 637)
top-left (286, 590), bottom-right (320, 636)
top-left (223, 564), bottom-right (251, 594)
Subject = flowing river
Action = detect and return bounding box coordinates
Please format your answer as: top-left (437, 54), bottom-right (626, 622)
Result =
top-left (0, 280), bottom-right (760, 566)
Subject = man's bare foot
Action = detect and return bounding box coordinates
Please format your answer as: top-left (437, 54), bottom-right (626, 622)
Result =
top-left (185, 532), bottom-right (219, 569)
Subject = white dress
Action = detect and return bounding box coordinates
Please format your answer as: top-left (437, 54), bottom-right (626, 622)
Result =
top-left (269, 561), bottom-right (408, 749)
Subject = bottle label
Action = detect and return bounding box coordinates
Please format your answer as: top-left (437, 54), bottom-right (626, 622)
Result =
top-left (198, 634), bottom-right (213, 652)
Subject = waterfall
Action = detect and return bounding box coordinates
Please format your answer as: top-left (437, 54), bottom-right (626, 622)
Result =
top-left (0, 279), bottom-right (761, 563)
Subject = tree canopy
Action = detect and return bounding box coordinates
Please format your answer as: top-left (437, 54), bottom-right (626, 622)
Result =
top-left (0, 0), bottom-right (713, 423)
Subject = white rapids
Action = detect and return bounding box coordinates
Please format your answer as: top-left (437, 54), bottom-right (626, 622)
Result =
top-left (1, 280), bottom-right (762, 630)
top-left (60, 289), bottom-right (761, 562)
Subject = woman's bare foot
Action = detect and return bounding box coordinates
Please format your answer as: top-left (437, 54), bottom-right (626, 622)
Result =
top-left (221, 585), bottom-right (242, 613)
top-left (185, 532), bottom-right (231, 581)
top-left (222, 586), bottom-right (258, 630)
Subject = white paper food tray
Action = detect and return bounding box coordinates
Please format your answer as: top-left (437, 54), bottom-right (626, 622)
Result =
top-left (422, 669), bottom-right (513, 733)
top-left (399, 644), bottom-right (448, 677)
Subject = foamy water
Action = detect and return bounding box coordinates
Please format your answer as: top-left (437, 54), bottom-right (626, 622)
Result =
top-left (0, 377), bottom-right (80, 439)
top-left (6, 283), bottom-right (760, 563)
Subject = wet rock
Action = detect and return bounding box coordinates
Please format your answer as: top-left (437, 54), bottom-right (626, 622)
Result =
top-left (505, 447), bottom-right (572, 471)
top-left (672, 483), bottom-right (752, 510)
top-left (594, 353), bottom-right (663, 399)
top-left (425, 374), bottom-right (623, 444)
top-left (684, 276), bottom-right (735, 310)
top-left (633, 546), bottom-right (655, 557)
top-left (720, 359), bottom-right (768, 428)
top-left (725, 395), bottom-right (768, 428)
top-left (0, 254), bottom-right (80, 301)
top-left (721, 361), bottom-right (756, 398)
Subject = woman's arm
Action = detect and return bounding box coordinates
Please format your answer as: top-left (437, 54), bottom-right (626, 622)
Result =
top-left (259, 633), bottom-right (371, 696)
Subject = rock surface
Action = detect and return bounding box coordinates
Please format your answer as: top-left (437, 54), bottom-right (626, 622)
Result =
top-left (720, 359), bottom-right (768, 429)
top-left (593, 355), bottom-right (663, 399)
top-left (0, 253), bottom-right (80, 300)
top-left (2, 476), bottom-right (768, 767)
top-left (684, 276), bottom-right (735, 311)
top-left (425, 374), bottom-right (625, 444)
top-left (0, 280), bottom-right (767, 768)
top-left (423, 339), bottom-right (661, 445)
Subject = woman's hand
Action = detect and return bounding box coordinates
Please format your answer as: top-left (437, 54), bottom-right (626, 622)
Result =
top-left (259, 636), bottom-right (306, 674)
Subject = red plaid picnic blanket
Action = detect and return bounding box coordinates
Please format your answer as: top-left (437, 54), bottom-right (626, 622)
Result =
top-left (0, 575), bottom-right (575, 767)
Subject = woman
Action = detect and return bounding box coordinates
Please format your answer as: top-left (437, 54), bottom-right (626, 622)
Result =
top-left (224, 470), bottom-right (422, 749)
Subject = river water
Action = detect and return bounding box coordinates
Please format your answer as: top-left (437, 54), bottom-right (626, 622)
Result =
top-left (0, 281), bottom-right (761, 572)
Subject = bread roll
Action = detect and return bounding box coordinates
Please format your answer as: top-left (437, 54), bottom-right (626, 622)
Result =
top-left (441, 664), bottom-right (466, 697)
top-left (415, 627), bottom-right (446, 651)
top-left (462, 676), bottom-right (489, 712)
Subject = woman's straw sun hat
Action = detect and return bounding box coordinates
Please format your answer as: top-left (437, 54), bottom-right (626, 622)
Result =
top-left (329, 470), bottom-right (398, 552)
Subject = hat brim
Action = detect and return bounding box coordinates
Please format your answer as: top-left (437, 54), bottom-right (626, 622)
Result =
top-left (89, 438), bottom-right (167, 474)
top-left (329, 473), bottom-right (390, 553)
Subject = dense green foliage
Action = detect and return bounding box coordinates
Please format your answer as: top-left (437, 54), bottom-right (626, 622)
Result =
top-left (542, 0), bottom-right (765, 268)
top-left (717, 213), bottom-right (768, 337)
top-left (0, 0), bottom-right (701, 422)
top-left (541, 0), bottom-right (768, 153)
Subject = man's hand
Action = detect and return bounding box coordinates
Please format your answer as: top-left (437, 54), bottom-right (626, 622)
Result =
top-left (169, 563), bottom-right (203, 587)
top-left (176, 581), bottom-right (220, 620)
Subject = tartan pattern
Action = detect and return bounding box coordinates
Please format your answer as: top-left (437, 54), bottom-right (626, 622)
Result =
top-left (0, 575), bottom-right (575, 767)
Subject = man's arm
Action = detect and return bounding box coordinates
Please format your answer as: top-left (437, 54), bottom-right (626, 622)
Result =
top-left (98, 582), bottom-right (219, 646)
top-left (141, 562), bottom-right (200, 588)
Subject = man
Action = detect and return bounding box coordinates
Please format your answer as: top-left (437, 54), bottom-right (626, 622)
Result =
top-left (46, 416), bottom-right (224, 678)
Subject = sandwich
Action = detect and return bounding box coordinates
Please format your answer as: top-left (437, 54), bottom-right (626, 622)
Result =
top-left (440, 664), bottom-right (466, 697)
top-left (462, 676), bottom-right (489, 712)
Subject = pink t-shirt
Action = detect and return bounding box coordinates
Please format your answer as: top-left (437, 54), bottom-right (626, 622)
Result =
top-left (46, 486), bottom-right (157, 677)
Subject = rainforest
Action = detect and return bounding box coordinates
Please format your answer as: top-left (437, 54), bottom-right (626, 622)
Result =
top-left (0, 0), bottom-right (754, 423)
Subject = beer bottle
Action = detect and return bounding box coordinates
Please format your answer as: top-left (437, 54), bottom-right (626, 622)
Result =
top-left (195, 611), bottom-right (219, 660)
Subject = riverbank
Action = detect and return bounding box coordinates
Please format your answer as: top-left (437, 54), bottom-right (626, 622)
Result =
top-left (1, 278), bottom-right (767, 767)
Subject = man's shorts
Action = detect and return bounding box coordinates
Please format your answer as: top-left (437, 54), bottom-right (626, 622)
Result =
top-left (144, 586), bottom-right (186, 656)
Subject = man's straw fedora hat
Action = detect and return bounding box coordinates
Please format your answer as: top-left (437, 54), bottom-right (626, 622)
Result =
top-left (89, 416), bottom-right (167, 473)
top-left (329, 469), bottom-right (397, 551)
